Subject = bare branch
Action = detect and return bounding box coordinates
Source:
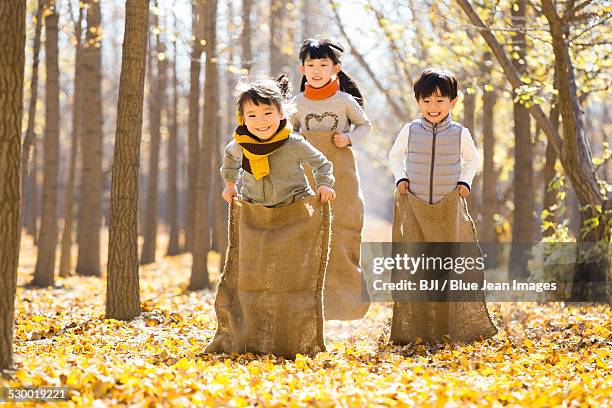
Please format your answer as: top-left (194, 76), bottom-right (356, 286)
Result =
top-left (328, 0), bottom-right (409, 121)
top-left (453, 0), bottom-right (563, 156)
top-left (569, 14), bottom-right (612, 42)
top-left (564, 0), bottom-right (595, 22)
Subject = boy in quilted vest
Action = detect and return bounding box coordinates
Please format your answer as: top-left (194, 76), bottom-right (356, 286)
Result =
top-left (386, 69), bottom-right (498, 345)
top-left (388, 68), bottom-right (479, 203)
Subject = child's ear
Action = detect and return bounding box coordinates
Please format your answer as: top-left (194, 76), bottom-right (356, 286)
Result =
top-left (279, 110), bottom-right (286, 120)
top-left (299, 65), bottom-right (305, 75)
top-left (450, 97), bottom-right (458, 108)
top-left (333, 64), bottom-right (341, 75)
top-left (235, 111), bottom-right (245, 125)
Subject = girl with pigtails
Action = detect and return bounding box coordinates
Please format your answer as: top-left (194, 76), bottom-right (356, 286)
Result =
top-left (291, 37), bottom-right (372, 320)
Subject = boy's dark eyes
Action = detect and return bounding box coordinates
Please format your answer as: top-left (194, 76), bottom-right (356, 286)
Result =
top-left (265, 112), bottom-right (271, 115)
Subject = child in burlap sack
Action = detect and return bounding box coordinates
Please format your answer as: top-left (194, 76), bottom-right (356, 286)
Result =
top-left (289, 37), bottom-right (372, 320)
top-left (207, 76), bottom-right (338, 358)
top-left (389, 68), bottom-right (479, 203)
top-left (387, 68), bottom-right (498, 344)
top-left (221, 75), bottom-right (336, 207)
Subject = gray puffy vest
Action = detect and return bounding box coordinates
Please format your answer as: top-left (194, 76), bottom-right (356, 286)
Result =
top-left (405, 115), bottom-right (462, 204)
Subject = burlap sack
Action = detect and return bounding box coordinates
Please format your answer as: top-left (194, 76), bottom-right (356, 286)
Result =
top-left (205, 195), bottom-right (331, 358)
top-left (301, 131), bottom-right (370, 321)
top-left (390, 189), bottom-right (498, 344)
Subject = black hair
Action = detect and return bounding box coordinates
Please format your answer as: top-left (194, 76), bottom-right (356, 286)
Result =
top-left (413, 68), bottom-right (459, 101)
top-left (298, 37), bottom-right (365, 107)
top-left (236, 74), bottom-right (292, 117)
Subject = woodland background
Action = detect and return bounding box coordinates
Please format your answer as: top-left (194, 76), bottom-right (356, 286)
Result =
top-left (0, 0), bottom-right (610, 406)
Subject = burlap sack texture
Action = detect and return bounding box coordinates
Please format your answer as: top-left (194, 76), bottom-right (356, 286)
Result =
top-left (390, 189), bottom-right (498, 344)
top-left (301, 130), bottom-right (370, 321)
top-left (205, 195), bottom-right (331, 358)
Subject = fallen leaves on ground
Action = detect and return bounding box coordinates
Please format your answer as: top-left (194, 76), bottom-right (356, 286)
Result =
top-left (2, 233), bottom-right (610, 407)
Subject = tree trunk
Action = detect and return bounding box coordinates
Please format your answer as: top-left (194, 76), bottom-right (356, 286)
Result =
top-left (76, 0), bottom-right (103, 276)
top-left (33, 5), bottom-right (60, 287)
top-left (25, 139), bottom-right (39, 241)
top-left (59, 3), bottom-right (85, 278)
top-left (213, 0), bottom-right (235, 266)
top-left (190, 0), bottom-right (218, 291)
top-left (0, 0), bottom-right (26, 371)
top-left (540, 0), bottom-right (610, 301)
top-left (566, 189), bottom-right (581, 237)
top-left (507, 0), bottom-right (535, 280)
top-left (21, 1), bottom-right (43, 229)
top-left (480, 52), bottom-right (499, 267)
top-left (212, 132), bottom-right (227, 269)
top-left (185, 1), bottom-right (203, 252)
top-left (301, 0), bottom-right (314, 39)
top-left (605, 104), bottom-right (612, 185)
top-left (140, 8), bottom-right (166, 265)
top-left (241, 0), bottom-right (252, 72)
top-left (542, 72), bottom-right (561, 238)
top-left (138, 33), bottom-right (154, 240)
top-left (269, 0), bottom-right (287, 75)
top-left (106, 0), bottom-right (149, 321)
top-left (462, 91), bottom-right (480, 218)
top-left (166, 16), bottom-right (180, 256)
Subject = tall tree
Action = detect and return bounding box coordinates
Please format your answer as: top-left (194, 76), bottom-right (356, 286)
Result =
top-left (106, 0), bottom-right (150, 320)
top-left (455, 0), bottom-right (611, 300)
top-left (0, 0), bottom-right (26, 371)
top-left (213, 0), bottom-right (235, 265)
top-left (59, 1), bottom-right (85, 278)
top-left (480, 52), bottom-right (499, 266)
top-left (21, 0), bottom-right (43, 229)
top-left (301, 0), bottom-right (314, 39)
top-left (24, 141), bottom-right (39, 241)
top-left (185, 0), bottom-right (203, 252)
top-left (33, 2), bottom-right (60, 287)
top-left (190, 0), bottom-right (218, 290)
top-left (76, 0), bottom-right (103, 276)
top-left (241, 0), bottom-right (252, 72)
top-left (140, 5), bottom-right (167, 265)
top-left (540, 0), bottom-right (610, 300)
top-left (507, 0), bottom-right (535, 280)
top-left (462, 90), bottom-right (480, 218)
top-left (269, 0), bottom-right (288, 75)
top-left (166, 12), bottom-right (180, 256)
top-left (542, 72), bottom-right (561, 238)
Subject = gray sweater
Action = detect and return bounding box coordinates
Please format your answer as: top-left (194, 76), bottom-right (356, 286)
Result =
top-left (220, 133), bottom-right (335, 207)
top-left (290, 91), bottom-right (372, 144)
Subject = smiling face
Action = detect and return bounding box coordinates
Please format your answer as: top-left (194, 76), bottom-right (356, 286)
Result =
top-left (417, 88), bottom-right (457, 124)
top-left (242, 100), bottom-right (284, 140)
top-left (300, 56), bottom-right (341, 88)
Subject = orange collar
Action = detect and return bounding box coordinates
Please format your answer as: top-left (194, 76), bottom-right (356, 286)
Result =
top-left (304, 77), bottom-right (340, 100)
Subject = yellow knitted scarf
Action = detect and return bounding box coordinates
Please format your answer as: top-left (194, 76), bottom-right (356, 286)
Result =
top-left (233, 119), bottom-right (292, 180)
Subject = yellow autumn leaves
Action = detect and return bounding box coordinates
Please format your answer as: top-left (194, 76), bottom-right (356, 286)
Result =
top-left (3, 236), bottom-right (611, 406)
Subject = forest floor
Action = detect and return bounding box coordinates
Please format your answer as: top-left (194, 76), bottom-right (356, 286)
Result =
top-left (1, 229), bottom-right (610, 407)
